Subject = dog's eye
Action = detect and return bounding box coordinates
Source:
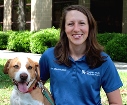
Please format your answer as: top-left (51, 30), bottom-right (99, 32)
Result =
top-left (28, 66), bottom-right (32, 70)
top-left (13, 65), bottom-right (19, 69)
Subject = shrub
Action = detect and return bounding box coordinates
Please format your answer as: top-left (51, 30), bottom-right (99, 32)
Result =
top-left (106, 34), bottom-right (127, 62)
top-left (7, 31), bottom-right (31, 52)
top-left (0, 31), bottom-right (9, 49)
top-left (97, 33), bottom-right (117, 49)
top-left (30, 27), bottom-right (59, 54)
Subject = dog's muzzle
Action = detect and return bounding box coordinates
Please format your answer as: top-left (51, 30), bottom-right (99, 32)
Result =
top-left (13, 73), bottom-right (29, 93)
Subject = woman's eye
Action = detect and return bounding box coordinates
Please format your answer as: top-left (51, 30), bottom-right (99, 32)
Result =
top-left (13, 65), bottom-right (19, 69)
top-left (28, 66), bottom-right (32, 70)
top-left (68, 23), bottom-right (73, 26)
top-left (80, 22), bottom-right (85, 25)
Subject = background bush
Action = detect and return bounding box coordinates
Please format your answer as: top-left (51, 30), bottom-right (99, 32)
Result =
top-left (0, 32), bottom-right (9, 49)
top-left (105, 34), bottom-right (127, 62)
top-left (97, 33), bottom-right (117, 50)
top-left (30, 27), bottom-right (59, 54)
top-left (7, 31), bottom-right (31, 52)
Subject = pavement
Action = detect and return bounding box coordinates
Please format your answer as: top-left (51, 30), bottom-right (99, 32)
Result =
top-left (0, 50), bottom-right (41, 62)
top-left (0, 50), bottom-right (127, 71)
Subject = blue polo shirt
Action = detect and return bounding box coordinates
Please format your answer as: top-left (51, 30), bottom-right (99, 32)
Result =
top-left (39, 47), bottom-right (123, 105)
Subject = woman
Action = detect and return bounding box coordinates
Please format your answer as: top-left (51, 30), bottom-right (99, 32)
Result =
top-left (39, 5), bottom-right (123, 104)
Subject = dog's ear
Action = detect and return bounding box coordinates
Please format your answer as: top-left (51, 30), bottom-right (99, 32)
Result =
top-left (3, 59), bottom-right (12, 74)
top-left (35, 62), bottom-right (40, 81)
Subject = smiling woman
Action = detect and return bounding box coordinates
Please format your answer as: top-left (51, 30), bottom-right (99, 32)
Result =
top-left (39, 5), bottom-right (123, 105)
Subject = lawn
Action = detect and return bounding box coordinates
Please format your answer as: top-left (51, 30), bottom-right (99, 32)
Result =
top-left (0, 59), bottom-right (127, 105)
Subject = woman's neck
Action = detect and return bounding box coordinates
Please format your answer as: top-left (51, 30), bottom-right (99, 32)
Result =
top-left (69, 44), bottom-right (86, 61)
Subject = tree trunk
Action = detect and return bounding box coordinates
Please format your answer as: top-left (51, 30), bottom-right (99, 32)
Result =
top-left (18, 0), bottom-right (25, 31)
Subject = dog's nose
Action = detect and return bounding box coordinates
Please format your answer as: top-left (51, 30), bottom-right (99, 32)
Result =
top-left (20, 73), bottom-right (28, 81)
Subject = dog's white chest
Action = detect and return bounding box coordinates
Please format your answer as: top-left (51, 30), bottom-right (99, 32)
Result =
top-left (10, 89), bottom-right (44, 105)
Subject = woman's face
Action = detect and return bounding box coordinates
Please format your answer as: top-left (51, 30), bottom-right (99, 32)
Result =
top-left (65, 10), bottom-right (89, 46)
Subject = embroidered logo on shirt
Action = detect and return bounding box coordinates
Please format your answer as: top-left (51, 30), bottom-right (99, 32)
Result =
top-left (82, 70), bottom-right (100, 76)
top-left (51, 68), bottom-right (66, 71)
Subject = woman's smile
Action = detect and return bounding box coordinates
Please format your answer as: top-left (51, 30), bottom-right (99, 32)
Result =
top-left (72, 34), bottom-right (83, 39)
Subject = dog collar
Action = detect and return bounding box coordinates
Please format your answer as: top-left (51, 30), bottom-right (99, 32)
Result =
top-left (25, 82), bottom-right (38, 93)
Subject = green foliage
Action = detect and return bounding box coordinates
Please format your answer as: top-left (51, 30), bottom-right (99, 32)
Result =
top-left (0, 31), bottom-right (9, 49)
top-left (97, 33), bottom-right (116, 49)
top-left (106, 34), bottom-right (127, 62)
top-left (0, 59), bottom-right (10, 81)
top-left (97, 33), bottom-right (127, 62)
top-left (7, 31), bottom-right (31, 52)
top-left (30, 27), bottom-right (59, 54)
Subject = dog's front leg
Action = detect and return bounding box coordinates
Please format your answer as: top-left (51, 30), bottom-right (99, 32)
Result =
top-left (10, 99), bottom-right (20, 105)
top-left (10, 90), bottom-right (20, 105)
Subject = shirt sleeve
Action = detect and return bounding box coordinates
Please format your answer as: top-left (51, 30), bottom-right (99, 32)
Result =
top-left (39, 51), bottom-right (50, 81)
top-left (101, 56), bottom-right (123, 93)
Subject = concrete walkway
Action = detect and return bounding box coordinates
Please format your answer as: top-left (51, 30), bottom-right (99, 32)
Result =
top-left (0, 50), bottom-right (127, 71)
top-left (0, 50), bottom-right (41, 62)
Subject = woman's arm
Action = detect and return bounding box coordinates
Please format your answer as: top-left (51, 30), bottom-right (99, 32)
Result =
top-left (106, 89), bottom-right (122, 105)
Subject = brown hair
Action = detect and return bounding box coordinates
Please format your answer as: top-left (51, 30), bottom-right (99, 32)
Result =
top-left (54, 5), bottom-right (106, 68)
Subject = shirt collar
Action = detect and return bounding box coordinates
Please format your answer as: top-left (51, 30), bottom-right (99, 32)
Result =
top-left (69, 55), bottom-right (86, 62)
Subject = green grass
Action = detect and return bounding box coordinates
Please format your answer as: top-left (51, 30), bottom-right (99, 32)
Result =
top-left (0, 59), bottom-right (127, 105)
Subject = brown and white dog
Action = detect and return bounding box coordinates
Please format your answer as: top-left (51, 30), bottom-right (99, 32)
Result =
top-left (3, 57), bottom-right (54, 105)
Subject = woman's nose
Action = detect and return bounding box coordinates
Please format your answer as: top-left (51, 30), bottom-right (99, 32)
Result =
top-left (73, 24), bottom-right (80, 32)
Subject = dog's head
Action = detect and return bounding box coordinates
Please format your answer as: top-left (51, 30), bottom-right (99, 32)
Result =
top-left (3, 57), bottom-right (40, 93)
